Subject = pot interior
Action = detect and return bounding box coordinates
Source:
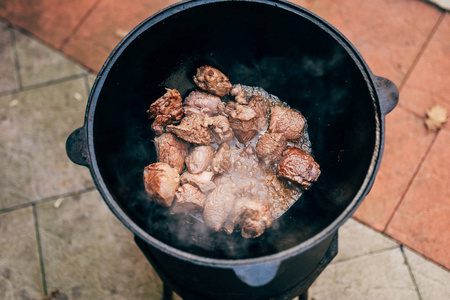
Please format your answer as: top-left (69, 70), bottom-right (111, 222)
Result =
top-left (92, 1), bottom-right (377, 259)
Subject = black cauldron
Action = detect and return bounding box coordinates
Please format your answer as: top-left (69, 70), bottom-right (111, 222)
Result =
top-left (66, 0), bottom-right (398, 299)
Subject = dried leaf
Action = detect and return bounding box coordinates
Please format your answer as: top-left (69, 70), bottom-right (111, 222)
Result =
top-left (425, 104), bottom-right (447, 132)
top-left (43, 288), bottom-right (60, 300)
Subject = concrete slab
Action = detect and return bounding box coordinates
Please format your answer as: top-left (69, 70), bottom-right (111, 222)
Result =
top-left (309, 248), bottom-right (419, 300)
top-left (0, 208), bottom-right (44, 300)
top-left (404, 247), bottom-right (450, 300)
top-left (0, 20), bottom-right (19, 94)
top-left (334, 218), bottom-right (398, 263)
top-left (13, 29), bottom-right (86, 88)
top-left (0, 78), bottom-right (93, 209)
top-left (37, 190), bottom-right (164, 299)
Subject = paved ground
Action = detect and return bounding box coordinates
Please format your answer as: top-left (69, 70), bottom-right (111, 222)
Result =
top-left (0, 0), bottom-right (449, 299)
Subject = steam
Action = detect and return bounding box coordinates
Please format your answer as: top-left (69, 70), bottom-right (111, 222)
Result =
top-left (111, 44), bottom-right (351, 259)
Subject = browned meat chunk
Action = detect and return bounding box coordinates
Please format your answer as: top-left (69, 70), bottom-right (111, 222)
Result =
top-left (180, 171), bottom-right (216, 193)
top-left (240, 200), bottom-right (271, 238)
top-left (277, 147), bottom-right (321, 189)
top-left (207, 115), bottom-right (234, 144)
top-left (183, 90), bottom-right (221, 117)
top-left (248, 96), bottom-right (270, 130)
top-left (203, 182), bottom-right (237, 231)
top-left (211, 143), bottom-right (232, 174)
top-left (223, 198), bottom-right (271, 238)
top-left (256, 133), bottom-right (287, 166)
top-left (171, 184), bottom-right (206, 214)
top-left (242, 145), bottom-right (256, 157)
top-left (147, 89), bottom-right (184, 135)
top-left (223, 198), bottom-right (248, 234)
top-left (269, 106), bottom-right (306, 140)
top-left (154, 133), bottom-right (189, 174)
top-left (166, 114), bottom-right (211, 145)
top-left (185, 145), bottom-right (215, 174)
top-left (193, 65), bottom-right (232, 97)
top-left (143, 163), bottom-right (180, 207)
top-left (228, 104), bottom-right (258, 144)
top-left (217, 101), bottom-right (238, 118)
top-left (230, 84), bottom-right (247, 104)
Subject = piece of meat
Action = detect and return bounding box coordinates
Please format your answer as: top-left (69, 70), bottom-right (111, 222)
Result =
top-left (277, 147), bottom-right (321, 189)
top-left (264, 173), bottom-right (302, 219)
top-left (223, 198), bottom-right (271, 238)
top-left (183, 90), bottom-right (221, 117)
top-left (193, 65), bottom-right (232, 97)
top-left (180, 171), bottom-right (216, 193)
top-left (248, 95), bottom-right (270, 130)
top-left (143, 163), bottom-right (180, 207)
top-left (203, 182), bottom-right (237, 231)
top-left (242, 145), bottom-right (255, 156)
top-left (269, 106), bottom-right (306, 140)
top-left (171, 184), bottom-right (206, 214)
top-left (166, 114), bottom-right (211, 145)
top-left (211, 143), bottom-right (232, 174)
top-left (147, 89), bottom-right (184, 135)
top-left (256, 133), bottom-right (287, 166)
top-left (206, 115), bottom-right (234, 144)
top-left (223, 198), bottom-right (248, 234)
top-left (230, 84), bottom-right (247, 104)
top-left (154, 133), bottom-right (189, 174)
top-left (217, 101), bottom-right (238, 118)
top-left (240, 200), bottom-right (271, 238)
top-left (228, 104), bottom-right (258, 144)
top-left (185, 145), bottom-right (215, 174)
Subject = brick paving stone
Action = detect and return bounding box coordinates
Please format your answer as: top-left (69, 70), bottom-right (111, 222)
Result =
top-left (0, 20), bottom-right (19, 94)
top-left (309, 248), bottom-right (419, 300)
top-left (61, 0), bottom-right (179, 72)
top-left (404, 247), bottom-right (450, 299)
top-left (353, 106), bottom-right (435, 231)
top-left (13, 29), bottom-right (86, 88)
top-left (0, 208), bottom-right (44, 300)
top-left (290, 0), bottom-right (442, 87)
top-left (0, 0), bottom-right (99, 49)
top-left (400, 13), bottom-right (450, 131)
top-left (386, 129), bottom-right (450, 269)
top-left (334, 218), bottom-right (397, 263)
top-left (0, 78), bottom-right (93, 209)
top-left (37, 190), bottom-right (164, 299)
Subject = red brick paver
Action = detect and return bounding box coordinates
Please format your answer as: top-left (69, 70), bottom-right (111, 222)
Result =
top-left (292, 0), bottom-right (442, 87)
top-left (0, 0), bottom-right (100, 49)
top-left (61, 0), bottom-right (179, 72)
top-left (353, 107), bottom-right (436, 231)
top-left (386, 129), bottom-right (450, 269)
top-left (400, 13), bottom-right (450, 129)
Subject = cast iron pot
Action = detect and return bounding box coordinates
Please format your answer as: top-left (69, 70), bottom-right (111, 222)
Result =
top-left (66, 0), bottom-right (398, 299)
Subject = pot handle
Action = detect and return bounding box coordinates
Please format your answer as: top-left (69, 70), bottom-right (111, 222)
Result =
top-left (232, 261), bottom-right (280, 287)
top-left (373, 75), bottom-right (399, 116)
top-left (66, 126), bottom-right (90, 167)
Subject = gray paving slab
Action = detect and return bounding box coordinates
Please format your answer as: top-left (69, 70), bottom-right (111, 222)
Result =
top-left (37, 190), bottom-right (164, 300)
top-left (87, 72), bottom-right (97, 91)
top-left (309, 248), bottom-right (419, 300)
top-left (0, 78), bottom-right (94, 209)
top-left (13, 29), bottom-right (86, 88)
top-left (0, 21), bottom-right (19, 94)
top-left (404, 247), bottom-right (450, 300)
top-left (0, 208), bottom-right (44, 300)
top-left (334, 218), bottom-right (398, 263)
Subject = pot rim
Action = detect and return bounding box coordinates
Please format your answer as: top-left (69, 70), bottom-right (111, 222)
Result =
top-left (86, 0), bottom-right (383, 267)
